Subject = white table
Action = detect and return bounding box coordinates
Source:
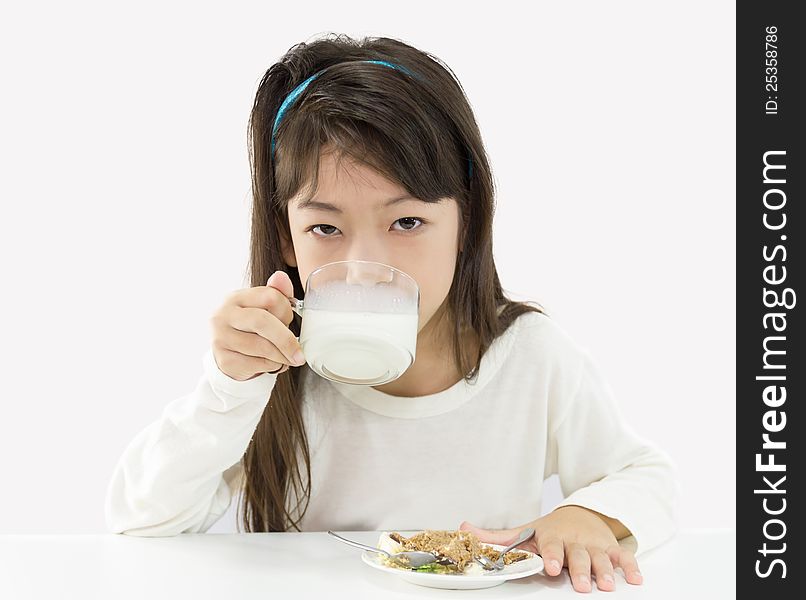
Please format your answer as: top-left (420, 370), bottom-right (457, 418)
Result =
top-left (0, 529), bottom-right (734, 599)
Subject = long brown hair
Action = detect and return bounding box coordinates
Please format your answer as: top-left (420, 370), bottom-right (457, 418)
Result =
top-left (237, 33), bottom-right (545, 532)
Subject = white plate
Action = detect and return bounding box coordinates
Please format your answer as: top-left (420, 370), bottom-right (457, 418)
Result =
top-left (361, 541), bottom-right (544, 590)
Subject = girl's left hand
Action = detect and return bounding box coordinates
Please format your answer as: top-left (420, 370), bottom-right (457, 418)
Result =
top-left (459, 506), bottom-right (642, 593)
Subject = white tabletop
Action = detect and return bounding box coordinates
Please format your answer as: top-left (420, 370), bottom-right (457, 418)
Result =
top-left (0, 528), bottom-right (734, 599)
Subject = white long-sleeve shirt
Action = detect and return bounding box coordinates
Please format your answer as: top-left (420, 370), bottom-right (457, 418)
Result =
top-left (105, 310), bottom-right (678, 554)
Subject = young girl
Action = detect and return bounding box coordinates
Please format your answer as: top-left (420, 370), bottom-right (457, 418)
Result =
top-left (105, 34), bottom-right (677, 593)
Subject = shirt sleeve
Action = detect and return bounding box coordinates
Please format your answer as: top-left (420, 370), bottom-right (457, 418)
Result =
top-left (104, 347), bottom-right (278, 536)
top-left (550, 349), bottom-right (679, 556)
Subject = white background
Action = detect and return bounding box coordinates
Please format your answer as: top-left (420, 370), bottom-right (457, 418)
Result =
top-left (0, 1), bottom-right (735, 534)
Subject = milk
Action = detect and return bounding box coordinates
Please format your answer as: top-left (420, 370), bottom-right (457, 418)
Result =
top-left (299, 280), bottom-right (419, 385)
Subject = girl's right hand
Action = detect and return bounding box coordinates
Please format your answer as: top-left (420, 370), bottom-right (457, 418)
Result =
top-left (209, 270), bottom-right (306, 381)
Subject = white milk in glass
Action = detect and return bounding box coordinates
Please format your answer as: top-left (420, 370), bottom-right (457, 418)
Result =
top-left (299, 280), bottom-right (418, 385)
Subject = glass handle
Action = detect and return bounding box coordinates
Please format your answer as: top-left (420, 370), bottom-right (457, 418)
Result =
top-left (288, 297), bottom-right (304, 317)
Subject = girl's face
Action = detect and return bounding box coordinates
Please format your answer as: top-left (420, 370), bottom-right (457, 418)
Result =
top-left (281, 150), bottom-right (464, 336)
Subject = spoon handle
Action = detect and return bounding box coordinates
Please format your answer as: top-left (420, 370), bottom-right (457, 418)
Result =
top-left (327, 530), bottom-right (389, 557)
top-left (497, 527), bottom-right (536, 562)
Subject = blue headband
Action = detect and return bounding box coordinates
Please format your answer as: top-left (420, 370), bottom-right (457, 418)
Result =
top-left (270, 59), bottom-right (474, 179)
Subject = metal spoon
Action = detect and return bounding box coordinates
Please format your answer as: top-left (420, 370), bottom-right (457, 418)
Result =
top-left (491, 527), bottom-right (536, 570)
top-left (327, 531), bottom-right (438, 568)
top-left (475, 554), bottom-right (499, 571)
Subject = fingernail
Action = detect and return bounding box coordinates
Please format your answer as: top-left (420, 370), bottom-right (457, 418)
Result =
top-left (579, 574), bottom-right (590, 587)
top-left (602, 573), bottom-right (614, 585)
top-left (292, 350), bottom-right (306, 365)
top-left (549, 559), bottom-right (561, 573)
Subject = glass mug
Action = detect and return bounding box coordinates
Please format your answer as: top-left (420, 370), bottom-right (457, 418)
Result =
top-left (287, 260), bottom-right (420, 385)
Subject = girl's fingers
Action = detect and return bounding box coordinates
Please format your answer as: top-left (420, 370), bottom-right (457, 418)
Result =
top-left (565, 543), bottom-right (592, 593)
top-left (457, 522), bottom-right (523, 546)
top-left (590, 548), bottom-right (616, 591)
top-left (537, 537), bottom-right (564, 576)
top-left (215, 324), bottom-right (291, 366)
top-left (617, 548), bottom-right (643, 585)
top-left (213, 347), bottom-right (286, 380)
top-left (229, 281), bottom-right (295, 326)
top-left (226, 306), bottom-right (304, 364)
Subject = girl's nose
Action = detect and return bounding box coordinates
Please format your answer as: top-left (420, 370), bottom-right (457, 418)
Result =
top-left (345, 260), bottom-right (396, 287)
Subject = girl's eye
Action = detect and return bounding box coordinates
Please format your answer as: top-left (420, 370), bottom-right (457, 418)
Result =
top-left (391, 217), bottom-right (425, 232)
top-left (307, 218), bottom-right (426, 238)
top-left (305, 225), bottom-right (336, 237)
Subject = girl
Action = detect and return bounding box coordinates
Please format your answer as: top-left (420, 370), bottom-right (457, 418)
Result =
top-left (105, 34), bottom-right (677, 593)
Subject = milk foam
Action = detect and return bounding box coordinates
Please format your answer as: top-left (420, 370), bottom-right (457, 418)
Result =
top-left (304, 280), bottom-right (417, 314)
